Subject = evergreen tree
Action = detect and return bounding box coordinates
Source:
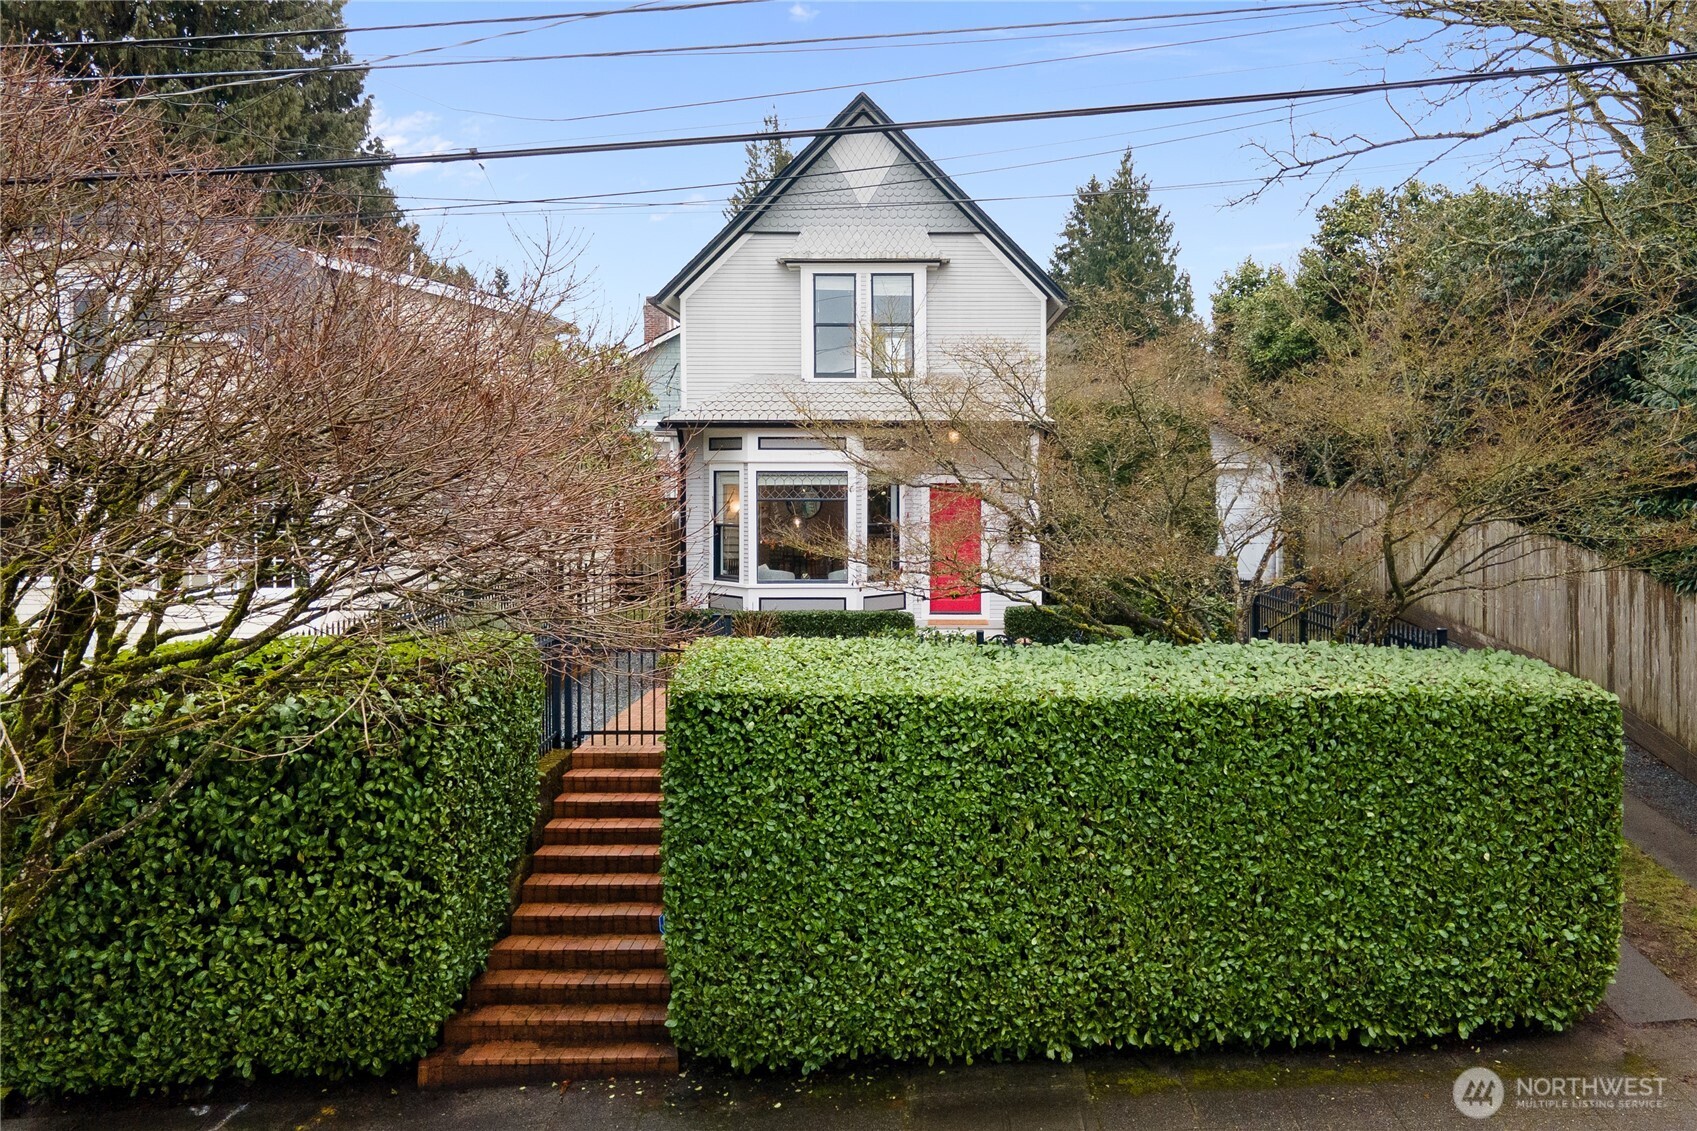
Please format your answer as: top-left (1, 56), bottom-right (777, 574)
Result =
top-left (1050, 149), bottom-right (1193, 339)
top-left (6, 1), bottom-right (408, 244)
top-left (724, 112), bottom-right (794, 219)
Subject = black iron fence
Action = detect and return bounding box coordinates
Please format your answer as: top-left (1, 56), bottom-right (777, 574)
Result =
top-left (541, 638), bottom-right (675, 749)
top-left (1250, 585), bottom-right (1447, 649)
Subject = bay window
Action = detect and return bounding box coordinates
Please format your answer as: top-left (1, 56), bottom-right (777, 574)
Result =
top-left (713, 470), bottom-right (741, 581)
top-left (756, 472), bottom-right (847, 581)
top-left (866, 481), bottom-right (899, 575)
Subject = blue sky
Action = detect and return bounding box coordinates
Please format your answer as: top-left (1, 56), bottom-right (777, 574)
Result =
top-left (346, 1), bottom-right (1536, 338)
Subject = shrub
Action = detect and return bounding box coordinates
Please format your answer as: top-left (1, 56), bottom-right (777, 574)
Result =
top-left (664, 637), bottom-right (1622, 1071)
top-left (1001, 603), bottom-right (1113, 644)
top-left (687, 609), bottom-right (915, 638)
top-left (1, 634), bottom-right (541, 1097)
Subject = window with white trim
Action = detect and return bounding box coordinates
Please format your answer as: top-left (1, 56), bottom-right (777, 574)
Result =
top-left (812, 274), bottom-right (855, 378)
top-left (871, 274), bottom-right (914, 377)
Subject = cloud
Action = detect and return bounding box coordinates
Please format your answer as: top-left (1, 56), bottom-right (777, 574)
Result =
top-left (369, 104), bottom-right (462, 177)
top-left (788, 3), bottom-right (819, 21)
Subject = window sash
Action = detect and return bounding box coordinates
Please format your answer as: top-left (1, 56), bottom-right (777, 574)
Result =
top-left (713, 471), bottom-right (741, 582)
top-left (871, 274), bottom-right (914, 376)
top-left (813, 274), bottom-right (856, 377)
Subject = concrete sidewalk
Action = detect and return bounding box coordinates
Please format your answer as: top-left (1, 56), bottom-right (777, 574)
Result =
top-left (13, 1009), bottom-right (1697, 1130)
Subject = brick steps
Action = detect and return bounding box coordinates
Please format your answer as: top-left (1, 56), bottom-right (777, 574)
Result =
top-left (563, 767), bottom-right (661, 790)
top-left (522, 872), bottom-right (662, 901)
top-left (510, 901), bottom-right (663, 935)
top-left (543, 817), bottom-right (662, 845)
top-left (555, 791), bottom-right (662, 818)
top-left (444, 1003), bottom-right (670, 1044)
top-left (417, 1041), bottom-right (678, 1088)
top-left (465, 969), bottom-right (670, 1006)
top-left (419, 722), bottom-right (675, 1089)
top-left (572, 746), bottom-right (663, 769)
top-left (531, 843), bottom-right (661, 873)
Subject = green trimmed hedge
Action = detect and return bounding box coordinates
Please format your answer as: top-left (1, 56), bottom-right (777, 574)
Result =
top-left (688, 609), bottom-right (915, 638)
top-left (1001, 603), bottom-right (1113, 644)
top-left (1, 634), bottom-right (541, 1097)
top-left (663, 637), bottom-right (1622, 1071)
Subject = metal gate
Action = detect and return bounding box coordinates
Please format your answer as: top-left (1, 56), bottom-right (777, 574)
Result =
top-left (542, 639), bottom-right (673, 748)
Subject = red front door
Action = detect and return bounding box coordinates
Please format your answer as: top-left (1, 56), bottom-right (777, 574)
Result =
top-left (929, 486), bottom-right (982, 614)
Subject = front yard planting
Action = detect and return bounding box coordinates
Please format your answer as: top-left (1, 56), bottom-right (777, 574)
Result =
top-left (663, 637), bottom-right (1623, 1071)
top-left (1, 634), bottom-right (541, 1097)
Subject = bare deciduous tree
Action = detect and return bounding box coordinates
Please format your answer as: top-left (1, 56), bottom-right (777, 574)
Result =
top-left (0, 57), bottom-right (676, 939)
top-left (794, 319), bottom-right (1258, 643)
top-left (1228, 197), bottom-right (1695, 631)
top-left (1261, 2), bottom-right (1696, 186)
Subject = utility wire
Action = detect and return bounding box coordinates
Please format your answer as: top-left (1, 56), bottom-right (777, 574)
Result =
top-left (0, 0), bottom-right (770, 50)
top-left (28, 51), bottom-right (1687, 185)
top-left (54, 3), bottom-right (1360, 82)
top-left (108, 17), bottom-right (1353, 107)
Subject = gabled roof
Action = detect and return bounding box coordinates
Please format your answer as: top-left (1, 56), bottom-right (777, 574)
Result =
top-left (649, 93), bottom-right (1067, 324)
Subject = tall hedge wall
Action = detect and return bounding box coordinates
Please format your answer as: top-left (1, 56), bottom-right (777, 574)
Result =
top-left (664, 637), bottom-right (1623, 1071)
top-left (684, 609), bottom-right (916, 638)
top-left (2, 634), bottom-right (541, 1097)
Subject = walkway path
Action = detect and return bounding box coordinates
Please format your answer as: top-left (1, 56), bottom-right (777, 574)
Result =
top-left (416, 690), bottom-right (675, 1088)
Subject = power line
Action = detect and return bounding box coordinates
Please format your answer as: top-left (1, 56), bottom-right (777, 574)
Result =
top-left (55, 3), bottom-right (1359, 83)
top-left (28, 51), bottom-right (1686, 185)
top-left (107, 16), bottom-right (1354, 111)
top-left (0, 0), bottom-right (770, 50)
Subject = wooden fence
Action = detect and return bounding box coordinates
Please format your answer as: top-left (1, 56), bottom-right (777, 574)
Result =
top-left (1310, 506), bottom-right (1696, 775)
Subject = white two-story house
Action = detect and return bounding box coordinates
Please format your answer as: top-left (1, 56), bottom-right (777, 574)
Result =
top-left (637, 93), bottom-right (1067, 629)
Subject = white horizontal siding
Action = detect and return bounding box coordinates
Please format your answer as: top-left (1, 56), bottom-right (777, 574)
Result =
top-left (679, 234), bottom-right (800, 408)
top-left (924, 234), bottom-right (1045, 372)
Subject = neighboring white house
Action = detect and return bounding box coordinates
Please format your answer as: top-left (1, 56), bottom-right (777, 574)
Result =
top-left (637, 93), bottom-right (1067, 629)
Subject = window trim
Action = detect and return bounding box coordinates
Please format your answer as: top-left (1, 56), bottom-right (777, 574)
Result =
top-left (798, 264), bottom-right (926, 381)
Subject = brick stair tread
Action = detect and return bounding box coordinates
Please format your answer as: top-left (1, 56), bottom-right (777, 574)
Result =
top-left (451, 1003), bottom-right (668, 1026)
top-left (510, 901), bottom-right (662, 933)
top-left (418, 1041), bottom-right (678, 1086)
top-left (555, 790), bottom-right (662, 804)
top-left (543, 817), bottom-right (662, 844)
top-left (444, 1003), bottom-right (669, 1043)
top-left (467, 968), bottom-right (670, 1004)
top-left (489, 933), bottom-right (664, 969)
top-left (532, 844), bottom-right (661, 874)
top-left (547, 816), bottom-right (661, 830)
top-left (562, 768), bottom-right (660, 787)
top-left (522, 872), bottom-right (662, 897)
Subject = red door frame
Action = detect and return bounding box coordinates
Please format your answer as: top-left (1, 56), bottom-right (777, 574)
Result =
top-left (928, 486), bottom-right (982, 614)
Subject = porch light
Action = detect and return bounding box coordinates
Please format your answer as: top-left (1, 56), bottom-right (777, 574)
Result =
top-left (946, 429), bottom-right (960, 444)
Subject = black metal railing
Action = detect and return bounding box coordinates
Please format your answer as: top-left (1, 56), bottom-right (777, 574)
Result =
top-left (1250, 585), bottom-right (1447, 649)
top-left (542, 638), bottom-right (675, 749)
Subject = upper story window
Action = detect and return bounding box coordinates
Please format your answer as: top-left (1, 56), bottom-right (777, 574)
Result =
top-left (813, 274), bottom-right (855, 378)
top-left (871, 275), bottom-right (914, 377)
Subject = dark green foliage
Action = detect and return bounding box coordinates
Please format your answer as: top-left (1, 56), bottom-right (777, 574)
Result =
top-left (725, 111), bottom-right (794, 219)
top-left (664, 638), bottom-right (1622, 1071)
top-left (5, 0), bottom-right (457, 275)
top-left (1001, 603), bottom-right (1113, 644)
top-left (0, 634), bottom-right (541, 1097)
top-left (686, 609), bottom-right (915, 638)
top-left (1050, 149), bottom-right (1193, 339)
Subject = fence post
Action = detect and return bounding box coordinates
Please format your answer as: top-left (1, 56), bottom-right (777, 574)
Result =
top-left (1250, 593), bottom-right (1261, 640)
top-left (1298, 605), bottom-right (1308, 644)
top-left (1435, 627), bottom-right (1448, 648)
